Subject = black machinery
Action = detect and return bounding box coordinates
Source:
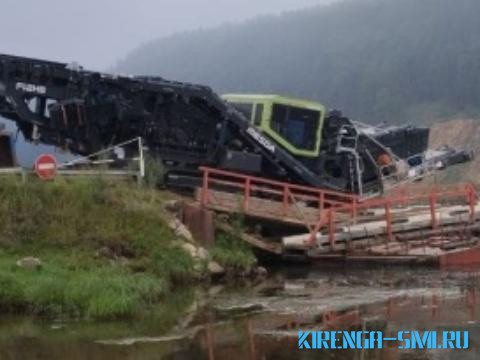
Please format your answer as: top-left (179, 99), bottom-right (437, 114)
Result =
top-left (0, 54), bottom-right (472, 195)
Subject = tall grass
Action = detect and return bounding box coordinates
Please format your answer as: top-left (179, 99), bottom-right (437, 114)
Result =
top-left (0, 176), bottom-right (173, 253)
top-left (0, 176), bottom-right (195, 319)
top-left (143, 155), bottom-right (166, 188)
top-left (0, 257), bottom-right (166, 319)
top-left (210, 214), bottom-right (256, 271)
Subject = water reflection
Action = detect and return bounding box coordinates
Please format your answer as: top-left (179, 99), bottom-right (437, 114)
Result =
top-left (175, 291), bottom-right (478, 359)
top-left (0, 266), bottom-right (479, 360)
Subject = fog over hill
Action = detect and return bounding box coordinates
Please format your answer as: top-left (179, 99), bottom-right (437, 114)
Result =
top-left (117, 0), bottom-right (480, 125)
top-left (0, 0), bottom-right (335, 164)
top-left (3, 0), bottom-right (480, 165)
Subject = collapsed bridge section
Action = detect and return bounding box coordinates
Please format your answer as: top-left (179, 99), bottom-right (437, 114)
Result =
top-left (197, 167), bottom-right (480, 266)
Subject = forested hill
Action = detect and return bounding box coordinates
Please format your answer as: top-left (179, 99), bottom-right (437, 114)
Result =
top-left (116, 0), bottom-right (480, 125)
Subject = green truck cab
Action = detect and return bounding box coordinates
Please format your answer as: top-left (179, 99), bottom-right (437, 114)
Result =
top-left (222, 94), bottom-right (325, 158)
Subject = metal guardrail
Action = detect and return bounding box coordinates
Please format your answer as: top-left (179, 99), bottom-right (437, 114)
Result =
top-left (308, 183), bottom-right (478, 248)
top-left (57, 169), bottom-right (135, 177)
top-left (0, 167), bottom-right (137, 179)
top-left (0, 167), bottom-right (24, 174)
top-left (0, 167), bottom-right (27, 182)
top-left (199, 166), bottom-right (359, 207)
top-left (198, 166), bottom-right (360, 232)
top-left (58, 137), bottom-right (145, 181)
top-left (0, 137), bottom-right (146, 182)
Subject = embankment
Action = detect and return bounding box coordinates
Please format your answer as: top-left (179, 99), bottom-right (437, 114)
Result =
top-left (0, 176), bottom-right (256, 319)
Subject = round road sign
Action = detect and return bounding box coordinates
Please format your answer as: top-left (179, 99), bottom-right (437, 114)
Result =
top-left (34, 154), bottom-right (57, 180)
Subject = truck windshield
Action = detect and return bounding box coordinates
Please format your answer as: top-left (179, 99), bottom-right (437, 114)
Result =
top-left (271, 104), bottom-right (320, 151)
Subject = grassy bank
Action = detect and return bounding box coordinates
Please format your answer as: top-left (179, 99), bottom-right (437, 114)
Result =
top-left (0, 176), bottom-right (255, 319)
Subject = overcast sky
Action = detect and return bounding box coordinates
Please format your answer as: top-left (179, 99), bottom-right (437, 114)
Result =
top-left (0, 0), bottom-right (335, 71)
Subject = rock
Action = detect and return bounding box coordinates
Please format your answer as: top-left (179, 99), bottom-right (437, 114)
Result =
top-left (164, 200), bottom-right (182, 213)
top-left (168, 219), bottom-right (194, 242)
top-left (207, 261), bottom-right (225, 276)
top-left (193, 261), bottom-right (204, 274)
top-left (117, 256), bottom-right (130, 267)
top-left (196, 247), bottom-right (209, 260)
top-left (239, 269), bottom-right (252, 278)
top-left (208, 285), bottom-right (225, 296)
top-left (181, 243), bottom-right (198, 258)
top-left (16, 257), bottom-right (42, 270)
top-left (255, 266), bottom-right (268, 278)
top-left (95, 246), bottom-right (115, 259)
top-left (176, 225), bottom-right (194, 242)
top-left (167, 218), bottom-right (179, 230)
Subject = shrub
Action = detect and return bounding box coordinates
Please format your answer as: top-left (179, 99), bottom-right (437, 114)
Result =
top-left (143, 155), bottom-right (166, 188)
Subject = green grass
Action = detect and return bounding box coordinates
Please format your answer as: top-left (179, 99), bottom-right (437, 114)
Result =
top-left (0, 176), bottom-right (259, 319)
top-left (210, 233), bottom-right (256, 271)
top-left (0, 176), bottom-right (174, 253)
top-left (150, 247), bottom-right (195, 284)
top-left (0, 288), bottom-right (196, 346)
top-left (210, 215), bottom-right (256, 271)
top-left (0, 252), bottom-right (167, 320)
top-left (0, 176), bottom-right (195, 319)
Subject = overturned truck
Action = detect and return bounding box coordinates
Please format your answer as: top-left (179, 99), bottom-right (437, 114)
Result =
top-left (0, 54), bottom-right (471, 195)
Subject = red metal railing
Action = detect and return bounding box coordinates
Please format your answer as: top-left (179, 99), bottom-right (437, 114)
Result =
top-left (199, 167), bottom-right (359, 228)
top-left (309, 182), bottom-right (478, 248)
top-left (198, 167), bottom-right (477, 251)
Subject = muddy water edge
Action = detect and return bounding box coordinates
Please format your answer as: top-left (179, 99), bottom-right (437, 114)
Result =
top-left (0, 265), bottom-right (479, 360)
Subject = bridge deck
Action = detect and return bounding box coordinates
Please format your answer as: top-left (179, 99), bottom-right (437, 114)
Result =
top-left (197, 167), bottom-right (480, 265)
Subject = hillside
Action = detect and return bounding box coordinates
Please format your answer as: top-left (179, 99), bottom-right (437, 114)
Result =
top-left (116, 0), bottom-right (480, 125)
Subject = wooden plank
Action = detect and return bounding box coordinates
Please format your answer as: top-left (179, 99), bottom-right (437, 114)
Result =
top-left (196, 185), bottom-right (480, 263)
top-left (283, 204), bottom-right (480, 252)
top-left (306, 253), bottom-right (436, 264)
top-left (196, 188), bottom-right (350, 226)
top-left (216, 222), bottom-right (282, 255)
top-left (396, 224), bottom-right (480, 242)
top-left (239, 232), bottom-right (282, 255)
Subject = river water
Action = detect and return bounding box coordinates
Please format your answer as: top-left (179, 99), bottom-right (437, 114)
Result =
top-left (1, 265), bottom-right (479, 359)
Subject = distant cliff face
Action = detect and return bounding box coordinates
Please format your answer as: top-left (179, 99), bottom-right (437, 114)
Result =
top-left (429, 119), bottom-right (480, 183)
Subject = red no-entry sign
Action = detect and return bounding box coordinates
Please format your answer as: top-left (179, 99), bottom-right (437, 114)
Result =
top-left (34, 154), bottom-right (57, 180)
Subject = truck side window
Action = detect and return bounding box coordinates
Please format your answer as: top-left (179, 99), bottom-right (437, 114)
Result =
top-left (254, 104), bottom-right (263, 126)
top-left (271, 104), bottom-right (288, 134)
top-left (231, 102), bottom-right (253, 121)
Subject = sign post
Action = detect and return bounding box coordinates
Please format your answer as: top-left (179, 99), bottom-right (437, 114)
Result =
top-left (34, 154), bottom-right (57, 180)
